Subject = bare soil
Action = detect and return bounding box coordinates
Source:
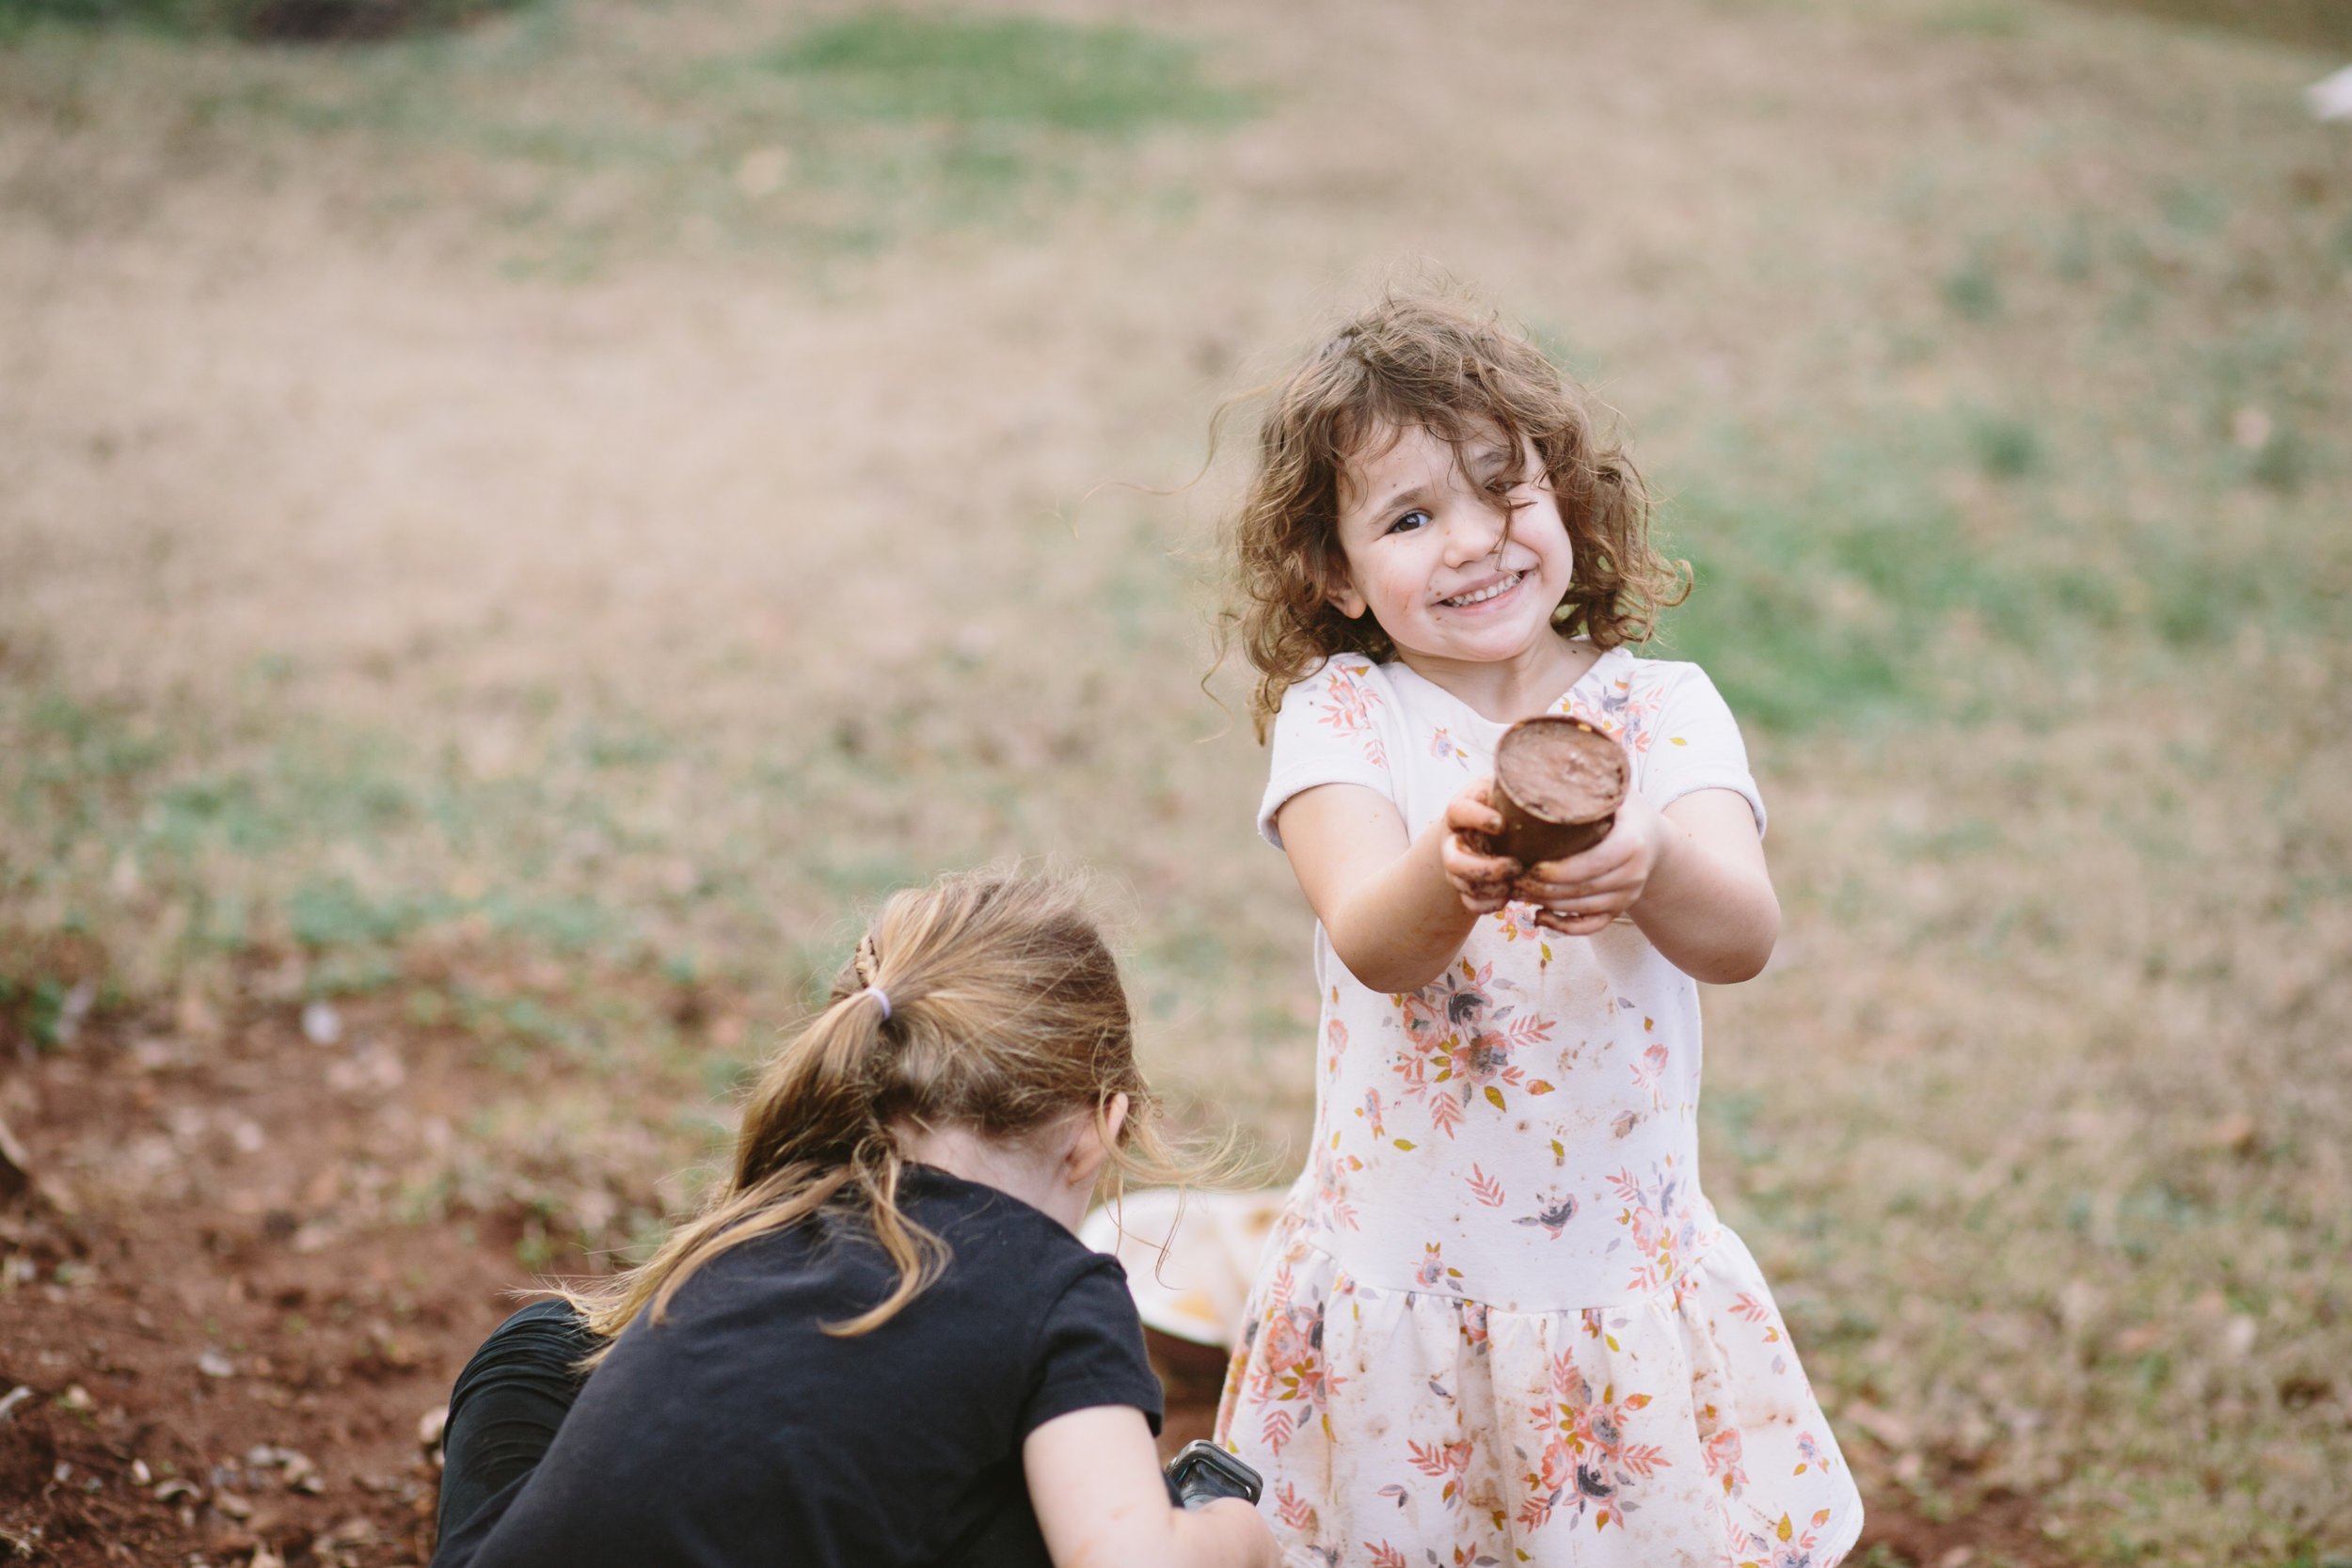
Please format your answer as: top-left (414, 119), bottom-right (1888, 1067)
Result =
top-left (2, 1001), bottom-right (551, 1567)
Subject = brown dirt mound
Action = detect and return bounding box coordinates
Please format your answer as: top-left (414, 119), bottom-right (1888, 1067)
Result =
top-left (0, 1006), bottom-right (558, 1567)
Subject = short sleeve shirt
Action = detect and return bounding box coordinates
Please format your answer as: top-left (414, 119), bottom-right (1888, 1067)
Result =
top-left (437, 1167), bottom-right (1162, 1568)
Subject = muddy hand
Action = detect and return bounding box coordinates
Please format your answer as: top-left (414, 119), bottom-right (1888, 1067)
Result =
top-left (1515, 790), bottom-right (1664, 934)
top-left (1440, 777), bottom-right (1521, 914)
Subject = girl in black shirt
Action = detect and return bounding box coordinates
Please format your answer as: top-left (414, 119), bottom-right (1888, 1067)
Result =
top-left (432, 870), bottom-right (1278, 1568)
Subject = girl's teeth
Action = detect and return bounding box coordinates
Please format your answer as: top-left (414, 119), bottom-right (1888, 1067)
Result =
top-left (1448, 573), bottom-right (1521, 607)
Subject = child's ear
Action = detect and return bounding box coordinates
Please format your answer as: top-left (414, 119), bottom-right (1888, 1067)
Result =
top-left (1064, 1094), bottom-right (1128, 1190)
top-left (1324, 567), bottom-right (1368, 621)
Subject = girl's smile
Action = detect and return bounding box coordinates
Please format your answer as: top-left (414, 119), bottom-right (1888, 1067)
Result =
top-left (1441, 570), bottom-right (1525, 609)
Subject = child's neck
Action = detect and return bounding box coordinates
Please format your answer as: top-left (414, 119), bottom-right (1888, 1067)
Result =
top-left (893, 1121), bottom-right (1090, 1233)
top-left (1392, 629), bottom-right (1600, 724)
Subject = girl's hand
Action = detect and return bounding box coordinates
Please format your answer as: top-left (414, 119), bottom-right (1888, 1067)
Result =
top-left (1513, 787), bottom-right (1780, 982)
top-left (1439, 777), bottom-right (1521, 914)
top-left (1514, 787), bottom-right (1669, 936)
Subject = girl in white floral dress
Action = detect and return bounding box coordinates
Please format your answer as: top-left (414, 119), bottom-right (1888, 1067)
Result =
top-left (1212, 297), bottom-right (1861, 1568)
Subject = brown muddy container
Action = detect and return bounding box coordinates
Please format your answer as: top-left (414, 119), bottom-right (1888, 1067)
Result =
top-left (1480, 714), bottom-right (1628, 866)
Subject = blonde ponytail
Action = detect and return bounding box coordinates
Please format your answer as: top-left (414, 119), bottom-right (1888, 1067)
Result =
top-left (567, 868), bottom-right (1208, 1354)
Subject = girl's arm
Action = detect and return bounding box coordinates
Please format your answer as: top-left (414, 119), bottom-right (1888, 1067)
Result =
top-left (1515, 786), bottom-right (1780, 983)
top-left (1024, 1406), bottom-right (1278, 1568)
top-left (1281, 779), bottom-right (1779, 989)
top-left (1277, 779), bottom-right (1522, 994)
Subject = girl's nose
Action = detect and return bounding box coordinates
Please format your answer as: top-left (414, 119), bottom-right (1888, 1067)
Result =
top-left (1443, 503), bottom-right (1508, 567)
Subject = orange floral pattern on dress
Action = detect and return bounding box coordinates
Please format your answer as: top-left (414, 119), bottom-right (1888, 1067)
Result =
top-left (1518, 1353), bottom-right (1670, 1535)
top-left (1607, 1160), bottom-right (1713, 1295)
top-left (1239, 1260), bottom-right (1332, 1454)
top-left (1392, 958), bottom-right (1557, 1134)
top-left (1725, 1503), bottom-right (1841, 1568)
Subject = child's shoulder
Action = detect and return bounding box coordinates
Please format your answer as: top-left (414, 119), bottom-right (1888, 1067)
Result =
top-left (1290, 648), bottom-right (1390, 686)
top-left (1577, 649), bottom-right (1757, 768)
top-left (1277, 650), bottom-right (1405, 715)
top-left (1593, 646), bottom-right (1734, 709)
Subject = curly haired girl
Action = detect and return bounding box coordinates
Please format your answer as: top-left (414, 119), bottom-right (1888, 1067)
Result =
top-left (1213, 295), bottom-right (1861, 1568)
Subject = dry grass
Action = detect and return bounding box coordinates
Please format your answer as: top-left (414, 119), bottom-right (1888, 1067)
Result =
top-left (1, 0), bottom-right (2347, 1560)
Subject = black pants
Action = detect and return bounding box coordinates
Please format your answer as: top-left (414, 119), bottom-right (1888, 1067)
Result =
top-left (437, 1300), bottom-right (597, 1543)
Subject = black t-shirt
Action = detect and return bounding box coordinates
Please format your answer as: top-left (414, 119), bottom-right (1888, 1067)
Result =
top-left (435, 1167), bottom-right (1162, 1568)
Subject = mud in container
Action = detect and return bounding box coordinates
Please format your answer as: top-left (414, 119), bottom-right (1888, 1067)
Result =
top-left (1477, 713), bottom-right (1628, 866)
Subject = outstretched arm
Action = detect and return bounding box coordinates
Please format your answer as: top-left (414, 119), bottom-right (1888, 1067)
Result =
top-left (1024, 1406), bottom-right (1278, 1568)
top-left (1276, 779), bottom-right (1523, 994)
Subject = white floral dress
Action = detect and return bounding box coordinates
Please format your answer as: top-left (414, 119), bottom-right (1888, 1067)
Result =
top-left (1216, 645), bottom-right (1862, 1568)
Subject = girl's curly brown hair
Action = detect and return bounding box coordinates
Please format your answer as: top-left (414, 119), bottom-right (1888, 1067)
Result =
top-left (1223, 294), bottom-right (1689, 738)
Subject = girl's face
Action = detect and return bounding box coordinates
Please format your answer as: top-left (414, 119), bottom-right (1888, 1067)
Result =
top-left (1325, 423), bottom-right (1574, 669)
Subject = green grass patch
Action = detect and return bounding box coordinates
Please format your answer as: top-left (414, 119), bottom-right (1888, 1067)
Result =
top-left (0, 687), bottom-right (638, 1004)
top-left (765, 13), bottom-right (1250, 135)
top-left (1657, 380), bottom-right (2344, 730)
top-left (1942, 253), bottom-right (2003, 321)
top-left (1963, 409), bottom-right (2043, 479)
top-left (83, 5), bottom-right (1267, 270)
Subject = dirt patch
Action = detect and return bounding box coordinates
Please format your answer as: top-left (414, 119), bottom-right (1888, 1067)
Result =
top-left (0, 1007), bottom-right (574, 1567)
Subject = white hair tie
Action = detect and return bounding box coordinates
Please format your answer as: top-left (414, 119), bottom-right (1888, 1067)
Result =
top-left (865, 987), bottom-right (893, 1022)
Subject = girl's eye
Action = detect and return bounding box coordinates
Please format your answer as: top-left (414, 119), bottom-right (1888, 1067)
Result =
top-left (1388, 509), bottom-right (1432, 535)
